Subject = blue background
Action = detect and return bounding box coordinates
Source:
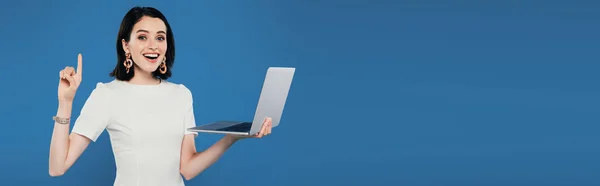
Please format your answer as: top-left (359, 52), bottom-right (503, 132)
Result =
top-left (1, 0), bottom-right (599, 185)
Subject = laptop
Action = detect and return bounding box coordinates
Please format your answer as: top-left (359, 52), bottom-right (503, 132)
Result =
top-left (187, 67), bottom-right (296, 136)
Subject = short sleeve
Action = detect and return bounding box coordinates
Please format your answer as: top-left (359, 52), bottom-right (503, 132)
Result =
top-left (181, 85), bottom-right (198, 137)
top-left (71, 83), bottom-right (111, 142)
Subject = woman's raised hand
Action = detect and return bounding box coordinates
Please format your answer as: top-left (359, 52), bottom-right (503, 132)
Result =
top-left (58, 53), bottom-right (83, 103)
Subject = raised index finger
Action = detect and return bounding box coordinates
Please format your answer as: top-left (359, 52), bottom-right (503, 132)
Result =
top-left (77, 53), bottom-right (83, 75)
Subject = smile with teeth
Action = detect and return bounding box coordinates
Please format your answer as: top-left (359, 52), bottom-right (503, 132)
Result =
top-left (143, 53), bottom-right (160, 63)
top-left (143, 53), bottom-right (159, 59)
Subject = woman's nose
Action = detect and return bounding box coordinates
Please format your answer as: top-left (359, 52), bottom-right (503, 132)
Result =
top-left (147, 39), bottom-right (158, 50)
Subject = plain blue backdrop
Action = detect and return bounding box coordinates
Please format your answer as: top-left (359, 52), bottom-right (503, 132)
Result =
top-left (0, 0), bottom-right (599, 185)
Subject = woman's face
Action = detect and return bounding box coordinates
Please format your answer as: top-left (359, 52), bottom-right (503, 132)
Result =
top-left (122, 16), bottom-right (168, 75)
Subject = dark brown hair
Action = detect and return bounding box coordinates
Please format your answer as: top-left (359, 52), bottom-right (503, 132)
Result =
top-left (109, 6), bottom-right (175, 80)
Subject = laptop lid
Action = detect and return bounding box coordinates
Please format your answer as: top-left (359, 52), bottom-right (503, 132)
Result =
top-left (248, 67), bottom-right (296, 135)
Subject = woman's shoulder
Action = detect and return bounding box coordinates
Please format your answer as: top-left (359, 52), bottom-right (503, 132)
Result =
top-left (91, 80), bottom-right (121, 92)
top-left (80, 81), bottom-right (115, 101)
top-left (86, 81), bottom-right (113, 92)
top-left (160, 80), bottom-right (193, 97)
top-left (161, 81), bottom-right (194, 105)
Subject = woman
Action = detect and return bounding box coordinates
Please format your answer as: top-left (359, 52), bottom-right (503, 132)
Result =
top-left (48, 6), bottom-right (273, 186)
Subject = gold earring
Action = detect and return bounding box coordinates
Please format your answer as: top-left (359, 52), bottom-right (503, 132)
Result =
top-left (124, 52), bottom-right (133, 73)
top-left (159, 58), bottom-right (167, 74)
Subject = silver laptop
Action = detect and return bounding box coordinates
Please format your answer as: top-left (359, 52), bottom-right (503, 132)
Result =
top-left (187, 67), bottom-right (295, 135)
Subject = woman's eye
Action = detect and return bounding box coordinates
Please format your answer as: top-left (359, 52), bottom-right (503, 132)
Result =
top-left (157, 36), bottom-right (165, 41)
top-left (138, 36), bottom-right (146, 40)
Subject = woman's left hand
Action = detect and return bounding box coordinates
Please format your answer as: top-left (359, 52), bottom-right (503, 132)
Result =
top-left (227, 117), bottom-right (273, 140)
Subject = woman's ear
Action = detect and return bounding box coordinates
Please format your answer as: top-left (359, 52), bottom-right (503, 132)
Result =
top-left (121, 38), bottom-right (129, 53)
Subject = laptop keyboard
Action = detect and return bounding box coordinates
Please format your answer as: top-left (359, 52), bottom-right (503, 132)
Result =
top-left (217, 122), bottom-right (252, 132)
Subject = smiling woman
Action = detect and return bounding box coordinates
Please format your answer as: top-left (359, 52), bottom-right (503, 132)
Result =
top-left (109, 7), bottom-right (175, 82)
top-left (48, 6), bottom-right (273, 186)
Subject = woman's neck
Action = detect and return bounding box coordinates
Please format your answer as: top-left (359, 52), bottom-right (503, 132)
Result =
top-left (128, 71), bottom-right (161, 85)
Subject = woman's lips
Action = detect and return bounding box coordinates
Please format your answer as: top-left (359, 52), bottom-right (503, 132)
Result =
top-left (143, 53), bottom-right (160, 63)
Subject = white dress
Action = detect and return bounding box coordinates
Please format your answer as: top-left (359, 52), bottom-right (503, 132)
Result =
top-left (72, 80), bottom-right (198, 186)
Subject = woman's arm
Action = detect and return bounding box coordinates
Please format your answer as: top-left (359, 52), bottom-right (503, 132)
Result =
top-left (179, 134), bottom-right (238, 180)
top-left (49, 54), bottom-right (91, 177)
top-left (179, 118), bottom-right (273, 180)
top-left (48, 101), bottom-right (92, 177)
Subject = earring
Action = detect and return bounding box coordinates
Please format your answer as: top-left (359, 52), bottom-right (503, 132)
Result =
top-left (124, 52), bottom-right (133, 73)
top-left (159, 57), bottom-right (167, 74)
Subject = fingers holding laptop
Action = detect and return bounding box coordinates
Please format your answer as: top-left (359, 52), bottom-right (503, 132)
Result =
top-left (255, 117), bottom-right (273, 138)
top-left (227, 117), bottom-right (273, 140)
